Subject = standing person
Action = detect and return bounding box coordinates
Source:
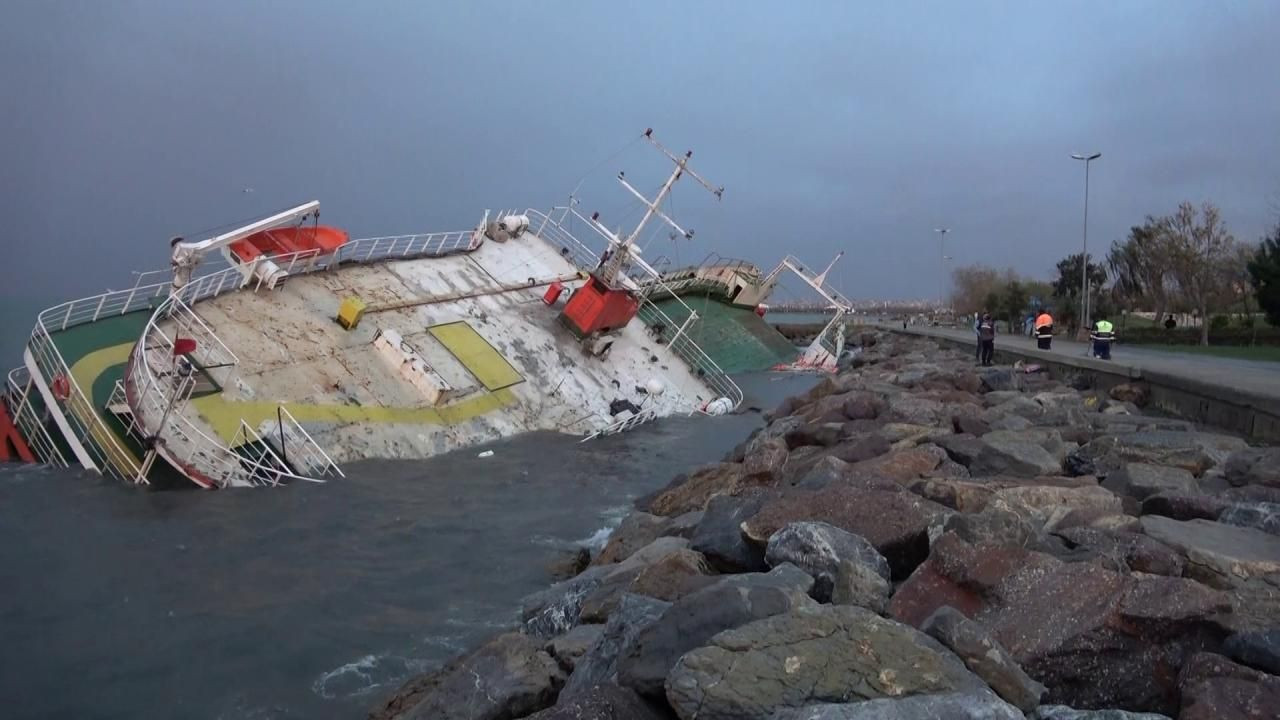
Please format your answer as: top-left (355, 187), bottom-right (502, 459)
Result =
top-left (1034, 309), bottom-right (1055, 350)
top-left (1091, 313), bottom-right (1115, 359)
top-left (978, 312), bottom-right (996, 366)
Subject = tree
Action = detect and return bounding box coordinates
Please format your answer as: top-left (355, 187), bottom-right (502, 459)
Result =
top-left (950, 265), bottom-right (1001, 315)
top-left (1107, 218), bottom-right (1175, 320)
top-left (1247, 221), bottom-right (1280, 327)
top-left (1051, 253), bottom-right (1108, 333)
top-left (1164, 201), bottom-right (1238, 346)
top-left (983, 291), bottom-right (1001, 317)
top-left (1002, 280), bottom-right (1028, 333)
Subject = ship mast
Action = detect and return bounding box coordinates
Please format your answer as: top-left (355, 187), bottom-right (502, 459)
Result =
top-left (593, 129), bottom-right (724, 286)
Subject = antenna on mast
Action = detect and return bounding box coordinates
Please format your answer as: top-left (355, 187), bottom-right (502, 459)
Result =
top-left (589, 128), bottom-right (724, 286)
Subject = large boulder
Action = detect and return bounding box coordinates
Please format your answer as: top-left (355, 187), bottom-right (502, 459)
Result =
top-left (594, 513), bottom-right (671, 565)
top-left (616, 564), bottom-right (816, 698)
top-left (1223, 447), bottom-right (1280, 488)
top-left (764, 521), bottom-right (892, 607)
top-left (370, 633), bottom-right (564, 720)
top-left (944, 506), bottom-right (1042, 548)
top-left (560, 593), bottom-right (670, 699)
top-left (1139, 516), bottom-right (1280, 589)
top-left (1108, 383), bottom-right (1151, 407)
top-left (547, 624), bottom-right (605, 673)
top-left (1219, 502), bottom-right (1280, 537)
top-left (1073, 431), bottom-right (1249, 478)
top-left (742, 486), bottom-right (951, 579)
top-left (980, 369), bottom-right (1019, 392)
top-left (1223, 629), bottom-right (1280, 675)
top-left (986, 484), bottom-right (1123, 527)
top-left (1178, 651), bottom-right (1280, 720)
top-left (665, 605), bottom-right (988, 720)
top-left (1054, 527), bottom-right (1185, 576)
top-left (1139, 492), bottom-right (1226, 521)
top-left (767, 692), bottom-right (1024, 719)
top-left (643, 463), bottom-right (769, 516)
top-left (522, 564), bottom-right (617, 638)
top-left (971, 432), bottom-right (1063, 477)
top-left (1034, 707), bottom-right (1172, 719)
top-left (921, 606), bottom-right (1046, 712)
top-left (691, 492), bottom-right (772, 573)
top-left (1102, 463), bottom-right (1198, 500)
top-left (889, 533), bottom-right (1230, 714)
top-left (525, 684), bottom-right (668, 720)
top-left (580, 547), bottom-right (716, 622)
top-left (845, 445), bottom-right (947, 483)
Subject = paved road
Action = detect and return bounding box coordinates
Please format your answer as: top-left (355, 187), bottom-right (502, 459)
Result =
top-left (871, 321), bottom-right (1280, 405)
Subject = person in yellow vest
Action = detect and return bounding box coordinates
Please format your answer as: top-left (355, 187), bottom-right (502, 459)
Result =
top-left (1034, 309), bottom-right (1054, 350)
top-left (1091, 313), bottom-right (1115, 360)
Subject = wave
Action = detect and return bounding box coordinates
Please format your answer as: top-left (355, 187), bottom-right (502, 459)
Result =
top-left (311, 653), bottom-right (423, 700)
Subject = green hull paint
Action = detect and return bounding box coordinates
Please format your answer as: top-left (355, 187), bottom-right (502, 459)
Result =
top-left (651, 295), bottom-right (797, 373)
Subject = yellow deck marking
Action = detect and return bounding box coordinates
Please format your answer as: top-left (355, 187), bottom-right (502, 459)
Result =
top-left (68, 343), bottom-right (141, 473)
top-left (428, 321), bottom-right (524, 391)
top-left (191, 388), bottom-right (518, 444)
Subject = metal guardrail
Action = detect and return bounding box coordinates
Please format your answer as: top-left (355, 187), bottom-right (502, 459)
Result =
top-left (5, 366), bottom-right (69, 468)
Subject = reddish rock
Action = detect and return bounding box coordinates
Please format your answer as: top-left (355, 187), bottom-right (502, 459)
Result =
top-left (742, 486), bottom-right (951, 578)
top-left (1179, 651), bottom-right (1280, 720)
top-left (841, 391), bottom-right (885, 420)
top-left (1109, 382), bottom-right (1151, 407)
top-left (890, 532), bottom-right (1230, 714)
top-left (742, 437), bottom-right (788, 481)
top-left (643, 463), bottom-right (769, 517)
top-left (846, 445), bottom-right (946, 483)
top-left (1055, 527), bottom-right (1186, 576)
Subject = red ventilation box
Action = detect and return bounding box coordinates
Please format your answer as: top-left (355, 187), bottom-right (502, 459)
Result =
top-left (560, 275), bottom-right (639, 337)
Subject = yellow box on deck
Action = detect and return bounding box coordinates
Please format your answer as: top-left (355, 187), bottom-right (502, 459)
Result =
top-left (337, 297), bottom-right (366, 330)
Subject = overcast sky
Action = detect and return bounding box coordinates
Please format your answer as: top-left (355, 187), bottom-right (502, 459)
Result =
top-left (3, 1), bottom-right (1278, 334)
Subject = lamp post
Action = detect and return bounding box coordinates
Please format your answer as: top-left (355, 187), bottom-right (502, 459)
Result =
top-left (1070, 152), bottom-right (1101, 344)
top-left (934, 227), bottom-right (950, 312)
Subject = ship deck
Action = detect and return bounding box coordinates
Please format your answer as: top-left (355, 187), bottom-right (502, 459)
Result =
top-left (154, 233), bottom-right (720, 464)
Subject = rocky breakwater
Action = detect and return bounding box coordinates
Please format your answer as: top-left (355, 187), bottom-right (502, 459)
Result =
top-left (370, 331), bottom-right (1280, 720)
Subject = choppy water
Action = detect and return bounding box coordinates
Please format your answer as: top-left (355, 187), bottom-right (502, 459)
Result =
top-left (0, 372), bottom-right (814, 720)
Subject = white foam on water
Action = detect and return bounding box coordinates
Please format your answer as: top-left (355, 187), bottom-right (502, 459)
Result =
top-left (311, 653), bottom-right (420, 700)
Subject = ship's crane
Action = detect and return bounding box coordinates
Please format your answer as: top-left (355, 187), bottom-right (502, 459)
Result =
top-left (169, 201), bottom-right (320, 293)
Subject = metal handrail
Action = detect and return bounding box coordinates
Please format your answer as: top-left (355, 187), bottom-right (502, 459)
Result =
top-left (4, 366), bottom-right (69, 468)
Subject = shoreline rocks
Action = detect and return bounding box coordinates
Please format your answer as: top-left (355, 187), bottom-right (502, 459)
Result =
top-left (372, 329), bottom-right (1280, 720)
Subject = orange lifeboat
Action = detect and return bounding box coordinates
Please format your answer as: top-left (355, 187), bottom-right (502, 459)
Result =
top-left (228, 226), bottom-right (349, 264)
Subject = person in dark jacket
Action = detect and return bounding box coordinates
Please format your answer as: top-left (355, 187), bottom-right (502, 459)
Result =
top-left (977, 313), bottom-right (996, 366)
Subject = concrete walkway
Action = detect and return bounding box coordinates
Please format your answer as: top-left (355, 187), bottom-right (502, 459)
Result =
top-left (871, 322), bottom-right (1280, 407)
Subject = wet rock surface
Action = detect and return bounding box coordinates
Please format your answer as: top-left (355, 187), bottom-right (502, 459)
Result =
top-left (373, 330), bottom-right (1280, 720)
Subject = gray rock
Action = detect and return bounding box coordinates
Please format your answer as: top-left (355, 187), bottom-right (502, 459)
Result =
top-left (922, 606), bottom-right (1046, 711)
top-left (937, 434), bottom-right (986, 468)
top-left (945, 507), bottom-right (1041, 548)
top-left (1075, 431), bottom-right (1249, 478)
top-left (522, 564), bottom-right (616, 638)
top-left (370, 633), bottom-right (564, 720)
top-left (987, 484), bottom-right (1123, 526)
top-left (1140, 492), bottom-right (1226, 521)
top-left (665, 605), bottom-right (987, 720)
top-left (972, 433), bottom-right (1062, 477)
top-left (617, 564), bottom-right (816, 698)
top-left (527, 684), bottom-right (668, 720)
top-left (1223, 447), bottom-right (1280, 488)
top-left (764, 521), bottom-right (891, 605)
top-left (1102, 463), bottom-right (1198, 500)
top-left (980, 369), bottom-right (1019, 392)
top-left (1219, 502), bottom-right (1280, 537)
top-left (768, 691), bottom-right (1025, 719)
top-left (547, 624), bottom-right (605, 673)
top-left (1140, 515), bottom-right (1280, 588)
top-left (1223, 629), bottom-right (1280, 675)
top-left (547, 547), bottom-right (591, 580)
top-left (560, 593), bottom-right (670, 698)
top-left (988, 413), bottom-right (1035, 432)
top-left (690, 493), bottom-right (770, 573)
top-left (1034, 705), bottom-right (1172, 719)
top-left (594, 512), bottom-right (672, 565)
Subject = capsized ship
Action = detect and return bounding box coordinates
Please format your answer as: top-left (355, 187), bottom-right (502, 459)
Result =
top-left (2, 131), bottom-right (745, 488)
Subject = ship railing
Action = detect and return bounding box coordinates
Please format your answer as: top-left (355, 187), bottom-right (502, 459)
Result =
top-left (258, 405), bottom-right (344, 480)
top-left (527, 207), bottom-right (744, 411)
top-left (334, 229), bottom-right (479, 266)
top-left (4, 366), bottom-right (69, 468)
top-left (580, 406), bottom-right (658, 442)
top-left (780, 254), bottom-right (855, 310)
top-left (127, 292), bottom-right (344, 487)
top-left (106, 379), bottom-right (144, 442)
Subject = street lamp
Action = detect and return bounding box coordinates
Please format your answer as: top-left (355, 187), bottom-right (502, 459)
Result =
top-left (1070, 152), bottom-right (1101, 345)
top-left (934, 227), bottom-right (950, 311)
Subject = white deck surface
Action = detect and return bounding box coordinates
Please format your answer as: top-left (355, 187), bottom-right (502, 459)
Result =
top-left (158, 233), bottom-right (719, 463)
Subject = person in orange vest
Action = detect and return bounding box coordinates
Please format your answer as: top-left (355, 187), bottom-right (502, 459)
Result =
top-left (1034, 309), bottom-right (1054, 350)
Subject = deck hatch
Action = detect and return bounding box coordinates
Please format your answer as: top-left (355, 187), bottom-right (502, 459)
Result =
top-left (427, 322), bottom-right (524, 391)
